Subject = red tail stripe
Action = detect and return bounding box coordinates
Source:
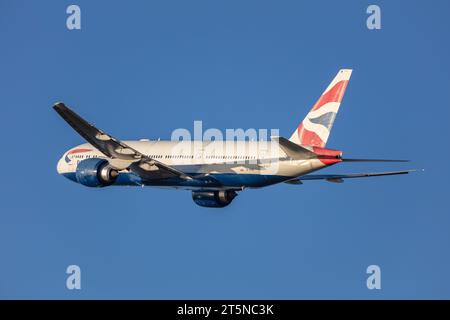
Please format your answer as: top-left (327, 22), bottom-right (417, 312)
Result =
top-left (312, 80), bottom-right (349, 111)
top-left (297, 124), bottom-right (325, 147)
top-left (313, 147), bottom-right (342, 165)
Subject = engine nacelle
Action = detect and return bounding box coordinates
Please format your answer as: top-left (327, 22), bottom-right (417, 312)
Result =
top-left (75, 158), bottom-right (118, 187)
top-left (192, 190), bottom-right (237, 208)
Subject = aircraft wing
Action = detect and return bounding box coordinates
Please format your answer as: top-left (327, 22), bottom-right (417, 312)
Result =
top-left (53, 102), bottom-right (192, 180)
top-left (287, 170), bottom-right (416, 184)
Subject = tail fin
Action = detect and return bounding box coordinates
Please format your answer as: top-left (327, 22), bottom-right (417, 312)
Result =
top-left (289, 69), bottom-right (352, 147)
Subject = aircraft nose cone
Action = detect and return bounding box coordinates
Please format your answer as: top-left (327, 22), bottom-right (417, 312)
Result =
top-left (57, 156), bottom-right (65, 174)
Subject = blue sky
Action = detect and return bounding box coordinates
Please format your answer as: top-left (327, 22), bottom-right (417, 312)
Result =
top-left (0, 0), bottom-right (449, 299)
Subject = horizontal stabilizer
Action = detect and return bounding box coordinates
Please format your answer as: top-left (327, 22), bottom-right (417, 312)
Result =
top-left (271, 136), bottom-right (316, 159)
top-left (340, 158), bottom-right (409, 163)
top-left (299, 169), bottom-right (416, 181)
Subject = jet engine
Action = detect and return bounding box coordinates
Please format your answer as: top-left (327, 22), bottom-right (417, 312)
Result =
top-left (75, 158), bottom-right (119, 187)
top-left (192, 190), bottom-right (237, 208)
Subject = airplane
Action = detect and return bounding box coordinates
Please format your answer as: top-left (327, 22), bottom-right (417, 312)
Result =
top-left (54, 69), bottom-right (414, 208)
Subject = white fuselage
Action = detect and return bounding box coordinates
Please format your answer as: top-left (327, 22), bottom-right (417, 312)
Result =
top-left (57, 140), bottom-right (329, 190)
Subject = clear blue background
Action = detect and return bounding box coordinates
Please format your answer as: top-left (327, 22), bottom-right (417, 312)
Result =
top-left (0, 0), bottom-right (448, 299)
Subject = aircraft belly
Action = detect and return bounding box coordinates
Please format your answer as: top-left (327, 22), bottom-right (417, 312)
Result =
top-left (113, 160), bottom-right (328, 189)
top-left (112, 172), bottom-right (290, 189)
top-left (258, 159), bottom-right (327, 178)
top-left (209, 173), bottom-right (289, 188)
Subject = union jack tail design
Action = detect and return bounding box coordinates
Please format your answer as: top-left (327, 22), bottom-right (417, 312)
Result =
top-left (289, 69), bottom-right (352, 147)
